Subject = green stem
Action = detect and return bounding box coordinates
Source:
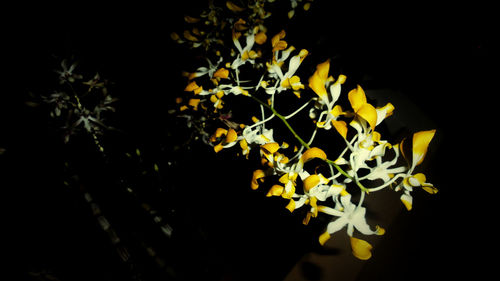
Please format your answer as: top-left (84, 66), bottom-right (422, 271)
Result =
top-left (248, 94), bottom-right (368, 193)
top-left (249, 95), bottom-right (310, 149)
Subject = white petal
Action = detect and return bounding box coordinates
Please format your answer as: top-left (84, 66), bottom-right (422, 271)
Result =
top-left (329, 82), bottom-right (341, 105)
top-left (318, 205), bottom-right (344, 216)
top-left (326, 217), bottom-right (349, 235)
top-left (352, 207), bottom-right (376, 235)
top-left (286, 55), bottom-right (302, 77)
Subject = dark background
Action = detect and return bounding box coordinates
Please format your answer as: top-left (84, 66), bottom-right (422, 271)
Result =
top-left (2, 1), bottom-right (496, 280)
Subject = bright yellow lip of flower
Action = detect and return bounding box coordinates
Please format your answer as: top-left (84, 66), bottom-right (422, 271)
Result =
top-left (350, 237), bottom-right (373, 260)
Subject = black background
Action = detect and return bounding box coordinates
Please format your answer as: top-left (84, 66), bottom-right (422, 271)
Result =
top-left (2, 1), bottom-right (496, 280)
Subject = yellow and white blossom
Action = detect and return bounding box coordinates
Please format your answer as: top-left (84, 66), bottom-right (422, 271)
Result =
top-left (231, 22), bottom-right (260, 70)
top-left (318, 193), bottom-right (385, 260)
top-left (396, 129), bottom-right (438, 210)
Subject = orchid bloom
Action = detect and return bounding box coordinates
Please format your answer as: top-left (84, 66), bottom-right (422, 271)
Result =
top-left (210, 128), bottom-right (239, 153)
top-left (396, 129), bottom-right (438, 210)
top-left (265, 147), bottom-right (328, 210)
top-left (326, 86), bottom-right (395, 180)
top-left (307, 59), bottom-right (350, 131)
top-left (231, 21), bottom-right (260, 70)
top-left (186, 57), bottom-right (224, 80)
top-left (318, 194), bottom-right (385, 260)
top-left (267, 48), bottom-right (309, 96)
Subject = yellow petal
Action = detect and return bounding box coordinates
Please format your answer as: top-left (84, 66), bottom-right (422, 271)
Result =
top-left (183, 30), bottom-right (198, 41)
top-left (376, 225), bottom-right (386, 235)
top-left (350, 237), bottom-right (373, 260)
top-left (213, 68), bottom-right (229, 79)
top-left (170, 32), bottom-right (180, 41)
top-left (226, 128), bottom-right (238, 143)
top-left (330, 105), bottom-right (344, 117)
top-left (401, 194), bottom-right (413, 211)
top-left (413, 173), bottom-right (427, 184)
top-left (184, 16), bottom-right (200, 23)
top-left (399, 139), bottom-right (407, 161)
top-left (233, 18), bottom-right (247, 31)
top-left (301, 147), bottom-right (327, 163)
top-left (302, 212), bottom-right (312, 225)
top-left (319, 231), bottom-right (331, 246)
top-left (309, 196), bottom-right (318, 217)
top-left (412, 129), bottom-right (436, 166)
top-left (184, 81), bottom-right (199, 92)
top-left (255, 32), bottom-right (267, 45)
top-left (422, 184), bottom-right (438, 194)
top-left (285, 199), bottom-right (295, 212)
top-left (213, 127), bottom-right (228, 138)
top-left (272, 40), bottom-right (288, 52)
top-left (210, 94), bottom-right (219, 104)
top-left (372, 131), bottom-right (381, 142)
top-left (308, 60), bottom-right (330, 99)
top-left (267, 185), bottom-right (284, 197)
top-left (193, 85), bottom-right (203, 95)
top-left (356, 103), bottom-right (378, 130)
top-left (303, 174), bottom-right (320, 192)
top-left (239, 139), bottom-right (248, 150)
top-left (271, 30), bottom-right (286, 48)
top-left (279, 173), bottom-right (289, 184)
top-left (251, 169), bottom-right (265, 190)
top-left (348, 85), bottom-right (367, 112)
top-left (376, 102), bottom-right (395, 124)
top-left (261, 142), bottom-right (280, 154)
top-left (188, 98), bottom-right (200, 110)
top-left (331, 120), bottom-right (348, 139)
top-left (226, 1), bottom-right (245, 12)
top-left (213, 143), bottom-right (224, 153)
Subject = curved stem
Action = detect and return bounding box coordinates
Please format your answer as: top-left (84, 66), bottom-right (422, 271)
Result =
top-left (249, 94), bottom-right (310, 149)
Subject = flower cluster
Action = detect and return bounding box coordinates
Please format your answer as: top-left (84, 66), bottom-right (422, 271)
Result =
top-left (170, 0), bottom-right (314, 52)
top-left (175, 1), bottom-right (437, 260)
top-left (42, 60), bottom-right (117, 146)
